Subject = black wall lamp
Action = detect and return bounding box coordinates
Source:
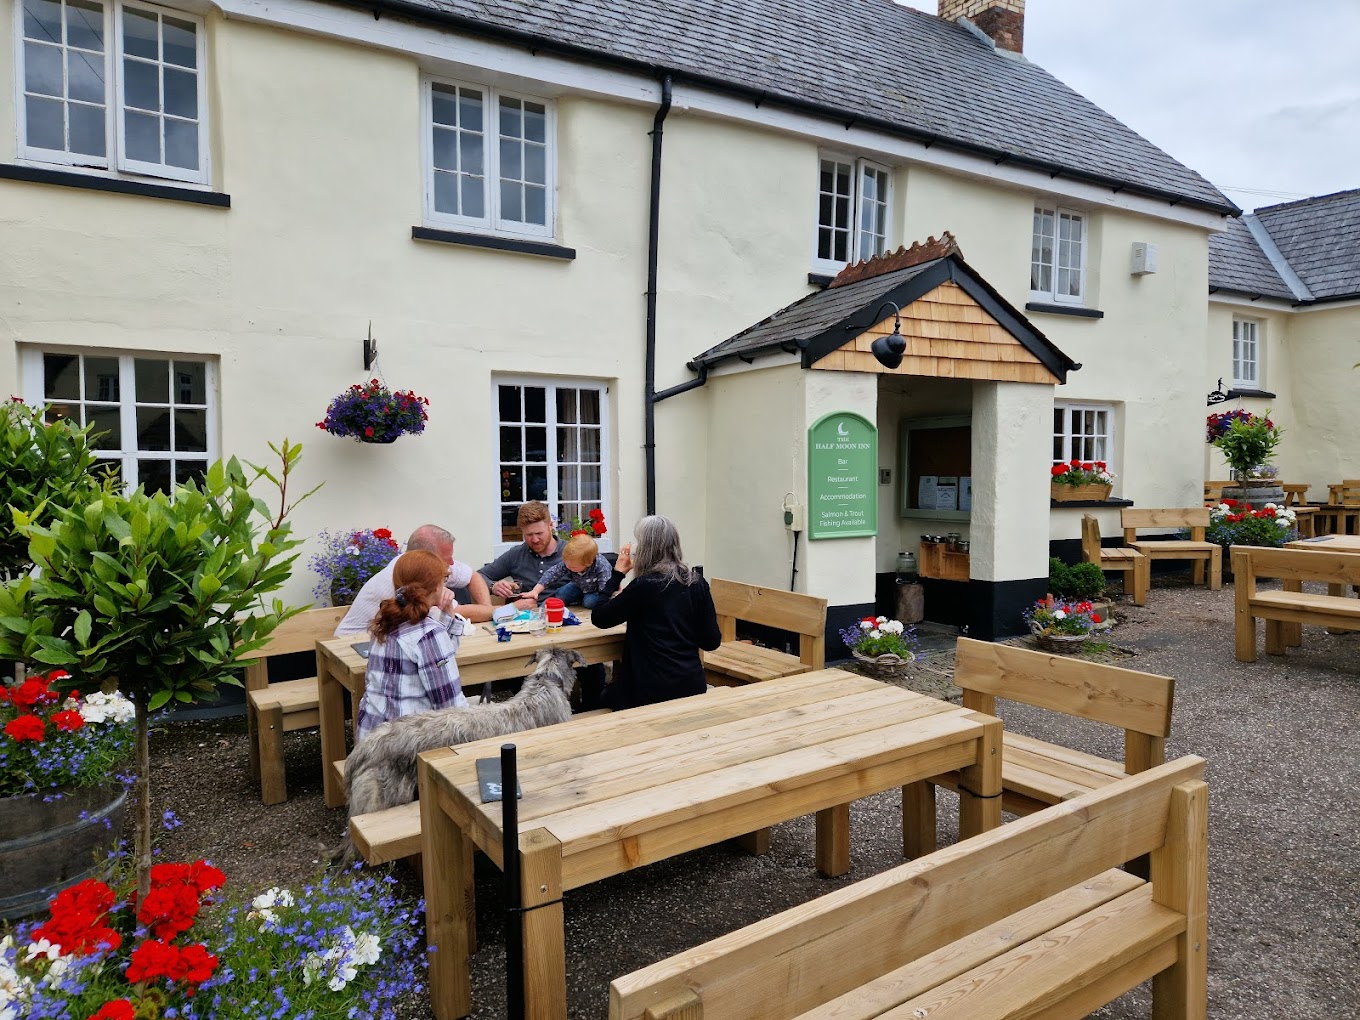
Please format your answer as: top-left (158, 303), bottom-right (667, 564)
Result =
top-left (866, 301), bottom-right (907, 370)
top-left (363, 321), bottom-right (378, 372)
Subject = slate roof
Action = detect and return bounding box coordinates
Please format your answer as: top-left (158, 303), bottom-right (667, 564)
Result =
top-left (1254, 189), bottom-right (1360, 302)
top-left (1207, 216), bottom-right (1295, 301)
top-left (362, 0), bottom-right (1235, 214)
top-left (690, 253), bottom-right (1079, 382)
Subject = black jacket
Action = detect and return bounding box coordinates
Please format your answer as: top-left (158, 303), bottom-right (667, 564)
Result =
top-left (590, 570), bottom-right (722, 709)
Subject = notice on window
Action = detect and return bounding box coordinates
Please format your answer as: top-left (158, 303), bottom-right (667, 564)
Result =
top-left (959, 476), bottom-right (972, 512)
top-left (933, 477), bottom-right (959, 511)
top-left (918, 475), bottom-right (938, 510)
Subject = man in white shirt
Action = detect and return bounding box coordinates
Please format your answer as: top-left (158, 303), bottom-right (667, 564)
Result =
top-left (334, 524), bottom-right (493, 636)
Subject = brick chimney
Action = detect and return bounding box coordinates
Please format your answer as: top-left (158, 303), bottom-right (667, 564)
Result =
top-left (938, 0), bottom-right (1024, 53)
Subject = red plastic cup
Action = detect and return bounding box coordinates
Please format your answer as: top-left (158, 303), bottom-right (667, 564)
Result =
top-left (544, 597), bottom-right (565, 631)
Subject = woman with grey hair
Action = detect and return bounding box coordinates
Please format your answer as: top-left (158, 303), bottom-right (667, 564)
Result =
top-left (590, 515), bottom-right (721, 709)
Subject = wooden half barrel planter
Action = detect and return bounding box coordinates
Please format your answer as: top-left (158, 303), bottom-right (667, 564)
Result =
top-left (0, 783), bottom-right (127, 920)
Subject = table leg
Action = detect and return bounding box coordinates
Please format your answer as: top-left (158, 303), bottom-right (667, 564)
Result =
top-left (318, 649), bottom-right (348, 810)
top-left (519, 830), bottom-right (567, 1020)
top-left (902, 781), bottom-right (937, 858)
top-left (958, 717), bottom-right (1003, 840)
top-left (814, 804), bottom-right (851, 877)
top-left (421, 759), bottom-right (473, 1020)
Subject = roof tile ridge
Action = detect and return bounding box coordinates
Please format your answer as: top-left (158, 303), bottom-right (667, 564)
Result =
top-left (827, 232), bottom-right (962, 289)
top-left (1257, 187), bottom-right (1360, 215)
top-left (1243, 214), bottom-right (1313, 303)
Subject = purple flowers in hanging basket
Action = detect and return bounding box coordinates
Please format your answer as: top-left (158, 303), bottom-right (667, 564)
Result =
top-left (316, 379), bottom-right (429, 443)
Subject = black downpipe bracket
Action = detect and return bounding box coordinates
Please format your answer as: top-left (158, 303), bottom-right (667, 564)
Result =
top-left (643, 75), bottom-right (673, 516)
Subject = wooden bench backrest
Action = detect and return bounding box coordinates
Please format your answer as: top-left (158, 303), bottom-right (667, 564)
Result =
top-left (1122, 506), bottom-right (1209, 544)
top-left (954, 637), bottom-right (1174, 739)
top-left (1080, 514), bottom-right (1102, 563)
top-left (1335, 482), bottom-right (1360, 505)
top-left (1204, 481), bottom-right (1231, 503)
top-left (708, 578), bottom-right (828, 669)
top-left (609, 756), bottom-right (1207, 1020)
top-left (1231, 546), bottom-right (1360, 587)
top-left (238, 606), bottom-right (348, 690)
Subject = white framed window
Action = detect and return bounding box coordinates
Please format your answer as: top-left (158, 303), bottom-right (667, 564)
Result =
top-left (1232, 318), bottom-right (1260, 387)
top-left (425, 79), bottom-right (554, 239)
top-left (17, 0), bottom-right (209, 184)
top-left (21, 347), bottom-right (218, 494)
top-left (1031, 205), bottom-right (1087, 304)
top-left (1053, 402), bottom-right (1114, 469)
top-left (493, 377), bottom-right (609, 549)
top-left (814, 154), bottom-right (891, 271)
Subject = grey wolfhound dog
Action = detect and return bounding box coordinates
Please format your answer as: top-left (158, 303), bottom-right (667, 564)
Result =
top-left (335, 647), bottom-right (584, 867)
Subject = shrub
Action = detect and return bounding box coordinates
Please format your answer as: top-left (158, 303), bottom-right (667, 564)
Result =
top-left (1048, 558), bottom-right (1106, 601)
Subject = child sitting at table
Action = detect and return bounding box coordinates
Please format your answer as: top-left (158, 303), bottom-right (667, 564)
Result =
top-left (525, 533), bottom-right (612, 610)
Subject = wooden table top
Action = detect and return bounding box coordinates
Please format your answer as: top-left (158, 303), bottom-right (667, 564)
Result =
top-left (316, 609), bottom-right (626, 688)
top-left (1288, 535), bottom-right (1360, 553)
top-left (421, 669), bottom-right (991, 890)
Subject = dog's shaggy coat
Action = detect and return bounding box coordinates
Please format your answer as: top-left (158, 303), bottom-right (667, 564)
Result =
top-left (336, 647), bottom-right (583, 866)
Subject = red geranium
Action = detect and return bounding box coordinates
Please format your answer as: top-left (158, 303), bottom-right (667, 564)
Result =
top-left (4, 713), bottom-right (46, 742)
top-left (52, 709), bottom-right (86, 732)
top-left (33, 878), bottom-right (122, 956)
top-left (10, 676), bottom-right (55, 709)
top-left (88, 1001), bottom-right (135, 1020)
top-left (126, 938), bottom-right (218, 986)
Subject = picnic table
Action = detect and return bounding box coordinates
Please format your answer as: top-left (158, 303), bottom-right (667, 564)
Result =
top-left (416, 669), bottom-right (1003, 1020)
top-left (316, 610), bottom-right (626, 808)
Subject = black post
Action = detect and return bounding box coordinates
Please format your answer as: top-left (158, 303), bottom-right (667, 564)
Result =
top-left (501, 743), bottom-right (523, 1020)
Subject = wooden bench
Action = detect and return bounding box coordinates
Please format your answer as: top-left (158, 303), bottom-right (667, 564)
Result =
top-left (1232, 546), bottom-right (1360, 661)
top-left (1081, 513), bottom-right (1148, 605)
top-left (240, 606), bottom-right (348, 805)
top-left (1122, 507), bottom-right (1222, 590)
top-left (701, 578), bottom-right (827, 686)
top-left (1203, 479), bottom-right (1232, 504)
top-left (904, 636), bottom-right (1174, 858)
top-left (610, 755), bottom-right (1207, 1020)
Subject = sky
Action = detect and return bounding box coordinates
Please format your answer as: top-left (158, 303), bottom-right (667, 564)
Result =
top-left (896, 0), bottom-right (1360, 211)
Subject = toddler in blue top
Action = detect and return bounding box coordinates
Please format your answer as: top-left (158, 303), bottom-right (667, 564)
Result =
top-left (526, 533), bottom-right (613, 609)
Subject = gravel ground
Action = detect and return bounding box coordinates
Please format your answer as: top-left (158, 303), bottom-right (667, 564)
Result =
top-left (143, 577), bottom-right (1360, 1019)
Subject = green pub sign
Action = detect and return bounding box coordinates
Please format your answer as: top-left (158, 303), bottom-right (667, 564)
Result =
top-left (807, 412), bottom-right (878, 539)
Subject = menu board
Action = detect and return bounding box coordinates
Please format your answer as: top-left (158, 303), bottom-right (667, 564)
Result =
top-left (807, 412), bottom-right (878, 540)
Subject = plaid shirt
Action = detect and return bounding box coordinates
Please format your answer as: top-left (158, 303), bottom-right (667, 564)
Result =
top-left (356, 614), bottom-right (468, 741)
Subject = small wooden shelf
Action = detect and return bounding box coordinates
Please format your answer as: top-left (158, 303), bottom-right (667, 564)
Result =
top-left (919, 542), bottom-right (970, 582)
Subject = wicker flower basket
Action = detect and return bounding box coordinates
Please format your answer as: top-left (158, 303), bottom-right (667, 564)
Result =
top-left (851, 649), bottom-right (916, 681)
top-left (1050, 482), bottom-right (1113, 503)
top-left (1028, 625), bottom-right (1091, 653)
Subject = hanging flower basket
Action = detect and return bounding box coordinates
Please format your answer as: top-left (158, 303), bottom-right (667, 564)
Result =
top-left (851, 649), bottom-right (916, 681)
top-left (316, 379), bottom-right (429, 444)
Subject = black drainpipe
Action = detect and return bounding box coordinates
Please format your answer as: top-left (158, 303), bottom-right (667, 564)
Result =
top-left (643, 74), bottom-right (673, 516)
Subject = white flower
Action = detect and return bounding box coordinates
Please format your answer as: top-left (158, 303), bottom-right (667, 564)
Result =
top-left (249, 886), bottom-right (295, 928)
top-left (859, 621), bottom-right (872, 631)
top-left (1053, 609), bottom-right (1067, 620)
top-left (23, 940), bottom-right (60, 963)
top-left (868, 629), bottom-right (882, 640)
top-left (79, 690), bottom-right (135, 725)
top-left (345, 544), bottom-right (362, 556)
top-left (351, 931), bottom-right (382, 967)
top-left (875, 616), bottom-right (888, 624)
top-left (301, 952), bottom-right (324, 987)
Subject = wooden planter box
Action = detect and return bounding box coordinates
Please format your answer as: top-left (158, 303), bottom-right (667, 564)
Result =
top-left (1051, 482), bottom-right (1112, 503)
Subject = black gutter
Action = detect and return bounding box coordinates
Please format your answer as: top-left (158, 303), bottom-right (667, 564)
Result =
top-left (643, 75), bottom-right (673, 517)
top-left (342, 0), bottom-right (1240, 218)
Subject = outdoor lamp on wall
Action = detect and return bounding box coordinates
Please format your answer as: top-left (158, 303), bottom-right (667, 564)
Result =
top-left (867, 301), bottom-right (907, 370)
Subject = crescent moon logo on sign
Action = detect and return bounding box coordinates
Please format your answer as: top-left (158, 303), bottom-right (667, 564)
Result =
top-left (837, 422), bottom-right (849, 437)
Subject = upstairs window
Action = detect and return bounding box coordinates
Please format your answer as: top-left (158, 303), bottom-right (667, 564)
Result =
top-left (23, 348), bottom-right (217, 494)
top-left (814, 154), bottom-right (891, 270)
top-left (18, 0), bottom-right (209, 183)
top-left (1031, 205), bottom-right (1086, 304)
top-left (1232, 318), bottom-right (1260, 387)
top-left (1053, 402), bottom-right (1113, 469)
top-left (426, 80), bottom-right (555, 239)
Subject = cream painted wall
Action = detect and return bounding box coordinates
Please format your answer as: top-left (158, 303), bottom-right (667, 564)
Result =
top-left (971, 381), bottom-right (1052, 581)
top-left (702, 364), bottom-right (805, 589)
top-left (1203, 301), bottom-right (1296, 484)
top-left (1283, 305), bottom-right (1360, 494)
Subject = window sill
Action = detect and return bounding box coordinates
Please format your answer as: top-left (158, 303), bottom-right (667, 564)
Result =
top-left (412, 226), bottom-right (575, 260)
top-left (807, 272), bottom-right (836, 288)
top-left (0, 163), bottom-right (229, 206)
top-left (1025, 302), bottom-right (1104, 319)
top-left (1049, 497), bottom-right (1133, 509)
top-left (1225, 387), bottom-right (1276, 399)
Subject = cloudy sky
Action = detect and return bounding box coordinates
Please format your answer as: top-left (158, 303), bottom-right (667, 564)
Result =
top-left (897, 0), bottom-right (1360, 211)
